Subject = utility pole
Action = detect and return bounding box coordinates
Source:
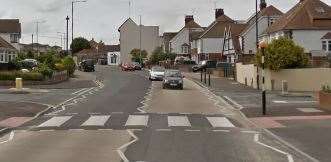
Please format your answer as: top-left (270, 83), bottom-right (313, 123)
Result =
top-left (255, 0), bottom-right (260, 90)
top-left (72, 0), bottom-right (87, 43)
top-left (31, 34), bottom-right (34, 51)
top-left (66, 16), bottom-right (70, 54)
top-left (139, 15), bottom-right (142, 65)
top-left (259, 42), bottom-right (267, 115)
top-left (35, 20), bottom-right (46, 54)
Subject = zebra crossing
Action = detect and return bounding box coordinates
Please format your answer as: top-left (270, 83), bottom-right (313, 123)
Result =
top-left (29, 114), bottom-right (237, 130)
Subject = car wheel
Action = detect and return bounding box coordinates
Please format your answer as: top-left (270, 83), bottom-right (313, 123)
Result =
top-left (162, 84), bottom-right (166, 89)
top-left (179, 85), bottom-right (183, 90)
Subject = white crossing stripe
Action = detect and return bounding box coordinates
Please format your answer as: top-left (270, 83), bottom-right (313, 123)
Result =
top-left (168, 116), bottom-right (191, 127)
top-left (38, 116), bottom-right (72, 127)
top-left (81, 115), bottom-right (110, 126)
top-left (125, 115), bottom-right (149, 126)
top-left (207, 117), bottom-right (235, 128)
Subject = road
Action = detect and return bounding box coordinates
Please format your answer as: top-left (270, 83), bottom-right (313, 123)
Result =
top-left (0, 66), bottom-right (309, 162)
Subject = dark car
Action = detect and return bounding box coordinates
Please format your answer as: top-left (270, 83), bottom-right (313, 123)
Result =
top-left (192, 60), bottom-right (217, 72)
top-left (132, 62), bottom-right (142, 70)
top-left (162, 70), bottom-right (184, 90)
top-left (79, 59), bottom-right (95, 72)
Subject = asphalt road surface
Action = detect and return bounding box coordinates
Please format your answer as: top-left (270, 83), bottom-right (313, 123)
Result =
top-left (0, 66), bottom-right (310, 162)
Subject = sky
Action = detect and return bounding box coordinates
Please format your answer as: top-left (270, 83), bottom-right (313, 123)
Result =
top-left (1, 0), bottom-right (331, 48)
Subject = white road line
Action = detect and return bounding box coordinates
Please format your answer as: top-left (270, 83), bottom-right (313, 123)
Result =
top-left (185, 129), bottom-right (200, 132)
top-left (212, 130), bottom-right (231, 132)
top-left (168, 116), bottom-right (191, 127)
top-left (111, 112), bottom-right (124, 114)
top-left (72, 88), bottom-right (87, 95)
top-left (88, 112), bottom-right (102, 115)
top-left (68, 129), bottom-right (85, 131)
top-left (0, 131), bottom-right (14, 144)
top-left (224, 96), bottom-right (244, 110)
top-left (125, 115), bottom-right (149, 126)
top-left (98, 129), bottom-right (113, 131)
top-left (81, 115), bottom-right (110, 126)
top-left (38, 116), bottom-right (72, 127)
top-left (117, 130), bottom-right (139, 162)
top-left (156, 129), bottom-right (172, 131)
top-left (207, 117), bottom-right (235, 128)
top-left (241, 130), bottom-right (260, 134)
top-left (254, 134), bottom-right (294, 162)
top-left (38, 130), bottom-right (55, 132)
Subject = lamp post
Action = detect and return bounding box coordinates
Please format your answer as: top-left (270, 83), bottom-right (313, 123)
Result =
top-left (35, 20), bottom-right (46, 54)
top-left (259, 41), bottom-right (267, 115)
top-left (72, 0), bottom-right (87, 43)
top-left (66, 16), bottom-right (70, 54)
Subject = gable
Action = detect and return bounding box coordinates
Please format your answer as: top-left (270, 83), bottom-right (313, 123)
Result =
top-left (118, 18), bottom-right (137, 32)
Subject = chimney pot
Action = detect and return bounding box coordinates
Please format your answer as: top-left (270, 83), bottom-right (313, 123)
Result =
top-left (215, 8), bottom-right (224, 19)
top-left (260, 0), bottom-right (267, 10)
top-left (185, 15), bottom-right (194, 24)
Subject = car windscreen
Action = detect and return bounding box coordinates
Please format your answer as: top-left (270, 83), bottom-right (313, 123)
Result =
top-left (152, 67), bottom-right (165, 72)
top-left (165, 71), bottom-right (181, 77)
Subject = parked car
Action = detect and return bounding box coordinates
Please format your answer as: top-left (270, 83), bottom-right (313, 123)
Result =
top-left (21, 59), bottom-right (38, 70)
top-left (121, 63), bottom-right (135, 71)
top-left (149, 66), bottom-right (165, 81)
top-left (162, 70), bottom-right (184, 90)
top-left (192, 60), bottom-right (217, 72)
top-left (132, 62), bottom-right (142, 70)
top-left (79, 59), bottom-right (95, 72)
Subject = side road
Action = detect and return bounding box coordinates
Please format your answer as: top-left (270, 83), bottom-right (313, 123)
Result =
top-left (186, 72), bottom-right (331, 162)
top-left (0, 70), bottom-right (99, 135)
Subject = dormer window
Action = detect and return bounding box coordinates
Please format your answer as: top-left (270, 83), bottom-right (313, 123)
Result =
top-left (315, 7), bottom-right (325, 14)
top-left (182, 46), bottom-right (189, 54)
top-left (10, 34), bottom-right (19, 43)
top-left (322, 41), bottom-right (327, 50)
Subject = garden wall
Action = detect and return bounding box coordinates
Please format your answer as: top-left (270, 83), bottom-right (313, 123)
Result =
top-left (0, 71), bottom-right (69, 86)
top-left (236, 63), bottom-right (331, 92)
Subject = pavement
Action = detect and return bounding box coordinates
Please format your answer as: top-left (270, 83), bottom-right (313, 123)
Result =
top-left (186, 72), bottom-right (331, 162)
top-left (0, 66), bottom-right (320, 162)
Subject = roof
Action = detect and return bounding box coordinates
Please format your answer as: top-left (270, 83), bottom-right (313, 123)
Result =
top-left (184, 20), bottom-right (202, 28)
top-left (0, 36), bottom-right (16, 50)
top-left (190, 31), bottom-right (204, 40)
top-left (199, 14), bottom-right (235, 38)
top-left (0, 19), bottom-right (21, 34)
top-left (103, 44), bottom-right (120, 52)
top-left (267, 0), bottom-right (331, 33)
top-left (118, 18), bottom-right (137, 32)
top-left (322, 32), bottom-right (331, 39)
top-left (246, 5), bottom-right (283, 25)
top-left (225, 24), bottom-right (248, 53)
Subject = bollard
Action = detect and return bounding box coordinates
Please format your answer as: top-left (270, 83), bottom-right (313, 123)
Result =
top-left (15, 78), bottom-right (23, 90)
top-left (200, 70), bottom-right (203, 82)
top-left (208, 73), bottom-right (211, 86)
top-left (204, 69), bottom-right (207, 84)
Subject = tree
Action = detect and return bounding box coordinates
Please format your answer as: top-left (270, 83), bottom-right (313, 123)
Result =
top-left (255, 37), bottom-right (309, 71)
top-left (149, 47), bottom-right (177, 64)
top-left (130, 49), bottom-right (148, 63)
top-left (70, 37), bottom-right (91, 54)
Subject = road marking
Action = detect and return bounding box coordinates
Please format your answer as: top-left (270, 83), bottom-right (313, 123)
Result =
top-left (254, 134), bottom-right (294, 162)
top-left (117, 130), bottom-right (139, 162)
top-left (185, 129), bottom-right (200, 132)
top-left (207, 117), bottom-right (235, 128)
top-left (68, 129), bottom-right (85, 131)
top-left (273, 100), bottom-right (288, 104)
top-left (241, 130), bottom-right (260, 134)
top-left (72, 88), bottom-right (88, 95)
top-left (88, 112), bottom-right (102, 115)
top-left (81, 115), bottom-right (110, 126)
top-left (125, 115), bottom-right (149, 126)
top-left (212, 130), bottom-right (230, 132)
top-left (0, 131), bottom-right (14, 144)
top-left (168, 116), bottom-right (191, 127)
top-left (297, 108), bottom-right (323, 113)
top-left (111, 112), bottom-right (124, 114)
top-left (156, 129), bottom-right (172, 131)
top-left (38, 130), bottom-right (55, 132)
top-left (98, 129), bottom-right (113, 131)
top-left (223, 96), bottom-right (244, 110)
top-left (38, 116), bottom-right (72, 127)
top-left (273, 100), bottom-right (317, 104)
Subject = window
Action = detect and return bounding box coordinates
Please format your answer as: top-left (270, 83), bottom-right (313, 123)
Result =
top-left (0, 54), bottom-right (4, 62)
top-left (322, 41), bottom-right (327, 50)
top-left (8, 55), bottom-right (12, 62)
top-left (10, 34), bottom-right (19, 43)
top-left (182, 46), bottom-right (189, 54)
top-left (329, 41), bottom-right (331, 52)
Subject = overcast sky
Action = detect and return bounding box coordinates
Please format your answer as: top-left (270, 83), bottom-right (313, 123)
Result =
top-left (1, 0), bottom-right (331, 47)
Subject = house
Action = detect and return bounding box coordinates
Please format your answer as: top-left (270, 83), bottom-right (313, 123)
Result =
top-left (0, 19), bottom-right (21, 50)
top-left (239, 0), bottom-right (283, 58)
top-left (118, 18), bottom-right (161, 63)
top-left (194, 9), bottom-right (240, 63)
top-left (161, 32), bottom-right (177, 53)
top-left (0, 36), bottom-right (17, 70)
top-left (262, 0), bottom-right (331, 57)
top-left (20, 43), bottom-right (62, 53)
top-left (76, 39), bottom-right (120, 64)
top-left (169, 15), bottom-right (205, 59)
top-left (223, 23), bottom-right (248, 63)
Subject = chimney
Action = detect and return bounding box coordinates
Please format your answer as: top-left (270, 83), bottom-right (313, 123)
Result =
top-left (185, 15), bottom-right (194, 24)
top-left (215, 8), bottom-right (224, 19)
top-left (260, 0), bottom-right (267, 10)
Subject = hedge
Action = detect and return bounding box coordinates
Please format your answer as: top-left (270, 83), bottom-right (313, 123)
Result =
top-left (0, 71), bottom-right (44, 81)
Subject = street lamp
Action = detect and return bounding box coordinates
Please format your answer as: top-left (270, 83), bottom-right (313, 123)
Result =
top-left (35, 20), bottom-right (47, 54)
top-left (57, 32), bottom-right (66, 50)
top-left (66, 16), bottom-right (70, 54)
top-left (72, 0), bottom-right (87, 43)
top-left (259, 41), bottom-right (268, 115)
